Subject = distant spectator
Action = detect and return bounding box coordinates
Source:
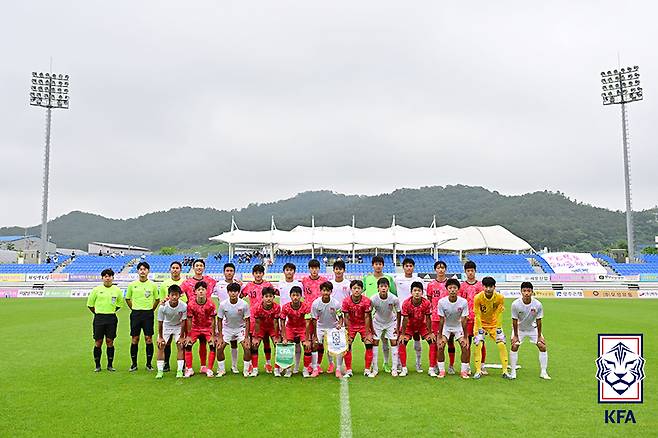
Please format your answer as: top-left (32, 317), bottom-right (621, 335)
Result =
top-left (98, 250), bottom-right (103, 257)
top-left (141, 254), bottom-right (146, 261)
top-left (46, 256), bottom-right (52, 264)
top-left (53, 255), bottom-right (59, 264)
top-left (71, 251), bottom-right (76, 260)
top-left (120, 250), bottom-right (125, 257)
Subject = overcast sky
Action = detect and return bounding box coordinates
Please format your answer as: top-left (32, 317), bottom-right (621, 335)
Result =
top-left (1, 1), bottom-right (657, 227)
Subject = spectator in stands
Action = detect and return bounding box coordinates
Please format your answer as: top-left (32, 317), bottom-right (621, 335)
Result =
top-left (53, 254), bottom-right (59, 264)
top-left (98, 250), bottom-right (103, 256)
top-left (46, 255), bottom-right (52, 264)
top-left (71, 251), bottom-right (76, 260)
top-left (120, 250), bottom-right (125, 257)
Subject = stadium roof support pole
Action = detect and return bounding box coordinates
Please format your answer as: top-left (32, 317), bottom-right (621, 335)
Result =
top-left (311, 215), bottom-right (315, 259)
top-left (392, 215), bottom-right (397, 266)
top-left (352, 215), bottom-right (356, 263)
top-left (29, 70), bottom-right (70, 263)
top-left (600, 65), bottom-right (643, 261)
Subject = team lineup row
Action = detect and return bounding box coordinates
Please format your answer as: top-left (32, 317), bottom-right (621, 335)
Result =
top-left (86, 257), bottom-right (551, 380)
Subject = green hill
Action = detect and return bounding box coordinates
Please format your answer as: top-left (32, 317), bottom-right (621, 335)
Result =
top-left (2, 185), bottom-right (656, 252)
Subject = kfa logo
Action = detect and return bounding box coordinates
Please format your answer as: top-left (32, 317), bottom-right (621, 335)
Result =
top-left (596, 334), bottom-right (645, 403)
top-left (605, 409), bottom-right (636, 424)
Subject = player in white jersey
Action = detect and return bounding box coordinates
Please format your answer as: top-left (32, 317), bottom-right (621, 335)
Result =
top-left (436, 278), bottom-right (470, 379)
top-left (331, 260), bottom-right (351, 303)
top-left (156, 285), bottom-right (187, 378)
top-left (308, 281), bottom-right (343, 377)
top-left (277, 262), bottom-right (303, 307)
top-left (213, 262), bottom-right (242, 303)
top-left (394, 257), bottom-right (424, 373)
top-left (370, 277), bottom-right (402, 376)
top-left (510, 282), bottom-right (550, 380)
top-left (216, 282), bottom-right (252, 377)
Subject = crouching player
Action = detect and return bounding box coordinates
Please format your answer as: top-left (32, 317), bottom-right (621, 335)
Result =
top-left (398, 282), bottom-right (435, 377)
top-left (370, 278), bottom-right (401, 377)
top-left (280, 286), bottom-right (310, 377)
top-left (436, 279), bottom-right (470, 379)
top-left (472, 277), bottom-right (511, 379)
top-left (216, 282), bottom-right (252, 378)
top-left (308, 281), bottom-right (343, 378)
top-left (183, 281), bottom-right (217, 378)
top-left (252, 287), bottom-right (282, 376)
top-left (156, 285), bottom-right (187, 379)
top-left (510, 282), bottom-right (550, 380)
top-left (342, 280), bottom-right (373, 378)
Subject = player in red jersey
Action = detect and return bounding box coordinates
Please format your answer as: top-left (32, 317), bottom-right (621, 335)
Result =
top-left (183, 281), bottom-right (217, 378)
top-left (280, 286), bottom-right (310, 377)
top-left (301, 259), bottom-right (328, 304)
top-left (342, 280), bottom-right (373, 378)
top-left (426, 260), bottom-right (449, 375)
top-left (240, 264), bottom-right (276, 372)
top-left (251, 287), bottom-right (282, 376)
top-left (459, 260), bottom-right (486, 374)
top-left (397, 281), bottom-right (435, 377)
top-left (180, 259), bottom-right (217, 374)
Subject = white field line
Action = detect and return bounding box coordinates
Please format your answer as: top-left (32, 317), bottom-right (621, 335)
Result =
top-left (339, 378), bottom-right (352, 438)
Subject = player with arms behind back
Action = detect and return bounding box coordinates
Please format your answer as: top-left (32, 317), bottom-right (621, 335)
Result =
top-left (398, 281), bottom-right (435, 377)
top-left (251, 287), bottom-right (282, 377)
top-left (369, 277), bottom-right (401, 377)
top-left (472, 277), bottom-right (511, 380)
top-left (342, 280), bottom-right (373, 378)
top-left (155, 285), bottom-right (187, 379)
top-left (308, 281), bottom-right (343, 378)
top-left (436, 278), bottom-right (470, 379)
top-left (280, 286), bottom-right (310, 377)
top-left (183, 281), bottom-right (217, 378)
top-left (216, 282), bottom-right (252, 377)
top-left (510, 282), bottom-right (551, 380)
top-left (459, 260), bottom-right (486, 374)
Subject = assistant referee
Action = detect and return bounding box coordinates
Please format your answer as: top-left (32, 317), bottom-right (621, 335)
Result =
top-left (87, 268), bottom-right (123, 372)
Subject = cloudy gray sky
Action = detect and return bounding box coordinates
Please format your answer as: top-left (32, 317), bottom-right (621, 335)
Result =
top-left (2, 1), bottom-right (657, 227)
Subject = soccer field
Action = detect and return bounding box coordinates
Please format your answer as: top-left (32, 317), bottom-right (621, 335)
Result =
top-left (1, 298), bottom-right (656, 437)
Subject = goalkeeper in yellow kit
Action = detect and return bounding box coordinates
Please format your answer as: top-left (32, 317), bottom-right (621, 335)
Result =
top-left (472, 276), bottom-right (511, 379)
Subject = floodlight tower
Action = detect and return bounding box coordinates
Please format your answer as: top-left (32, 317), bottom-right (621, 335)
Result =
top-left (29, 71), bottom-right (70, 263)
top-left (600, 66), bottom-right (643, 262)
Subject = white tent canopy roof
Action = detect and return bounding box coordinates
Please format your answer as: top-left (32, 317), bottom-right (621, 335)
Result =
top-left (210, 223), bottom-right (532, 252)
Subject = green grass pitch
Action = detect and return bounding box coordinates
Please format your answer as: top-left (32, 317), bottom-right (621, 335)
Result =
top-left (1, 298), bottom-right (656, 437)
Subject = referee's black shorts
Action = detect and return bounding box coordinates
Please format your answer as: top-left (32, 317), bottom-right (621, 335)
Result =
top-left (93, 314), bottom-right (118, 340)
top-left (130, 309), bottom-right (155, 337)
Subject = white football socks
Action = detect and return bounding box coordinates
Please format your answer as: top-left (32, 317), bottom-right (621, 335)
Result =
top-left (539, 351), bottom-right (548, 372)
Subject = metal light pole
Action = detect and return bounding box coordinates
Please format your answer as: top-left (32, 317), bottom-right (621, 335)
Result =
top-left (29, 71), bottom-right (70, 263)
top-left (600, 66), bottom-right (643, 262)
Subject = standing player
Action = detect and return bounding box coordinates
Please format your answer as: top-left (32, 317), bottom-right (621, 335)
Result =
top-left (364, 255), bottom-right (397, 372)
top-left (459, 261), bottom-right (486, 374)
top-left (301, 259), bottom-right (329, 303)
top-left (394, 257), bottom-right (424, 373)
top-left (397, 281), bottom-right (435, 377)
top-left (370, 277), bottom-right (401, 376)
top-left (126, 262), bottom-right (160, 372)
top-left (183, 281), bottom-right (217, 378)
top-left (472, 277), bottom-right (511, 380)
top-left (251, 287), bottom-right (282, 376)
top-left (510, 282), bottom-right (550, 380)
top-left (86, 269), bottom-right (123, 372)
top-left (436, 279), bottom-right (470, 379)
top-left (214, 262), bottom-right (242, 303)
top-left (342, 280), bottom-right (373, 378)
top-left (241, 264), bottom-right (276, 372)
top-left (426, 260), bottom-right (449, 375)
top-left (214, 262), bottom-right (243, 372)
top-left (281, 286), bottom-right (311, 377)
top-left (181, 259), bottom-right (217, 375)
top-left (308, 281), bottom-right (343, 377)
top-left (159, 260), bottom-right (186, 372)
top-left (155, 285), bottom-right (187, 379)
top-left (277, 262), bottom-right (303, 307)
top-left (216, 282), bottom-right (252, 378)
top-left (331, 260), bottom-right (351, 303)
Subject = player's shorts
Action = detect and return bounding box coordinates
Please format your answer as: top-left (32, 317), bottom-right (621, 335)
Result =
top-left (256, 325), bottom-right (278, 339)
top-left (285, 327), bottom-right (306, 342)
top-left (162, 324), bottom-right (183, 343)
top-left (348, 327), bottom-right (368, 342)
top-left (517, 330), bottom-right (539, 345)
top-left (130, 310), bottom-right (154, 337)
top-left (373, 321), bottom-right (397, 341)
top-left (189, 329), bottom-right (213, 344)
top-left (442, 326), bottom-right (464, 340)
top-left (222, 327), bottom-right (246, 343)
top-left (404, 324), bottom-right (429, 339)
top-left (93, 314), bottom-right (118, 340)
top-left (431, 320), bottom-right (440, 334)
top-left (316, 327), bottom-right (333, 344)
